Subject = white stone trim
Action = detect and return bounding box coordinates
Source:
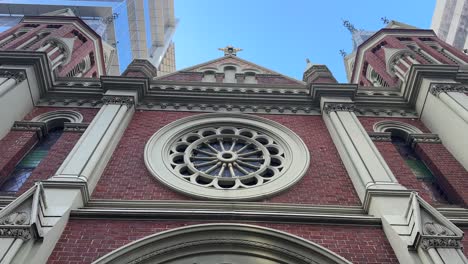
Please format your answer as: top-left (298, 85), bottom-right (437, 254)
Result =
top-left (373, 120), bottom-right (423, 134)
top-left (93, 223), bottom-right (352, 264)
top-left (144, 113), bottom-right (310, 200)
top-left (31, 110), bottom-right (83, 127)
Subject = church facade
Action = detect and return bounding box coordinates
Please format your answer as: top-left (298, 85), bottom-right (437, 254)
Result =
top-left (0, 13), bottom-right (467, 264)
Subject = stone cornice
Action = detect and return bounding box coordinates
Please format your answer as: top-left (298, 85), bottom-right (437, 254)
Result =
top-left (11, 121), bottom-right (48, 138)
top-left (0, 69), bottom-right (26, 83)
top-left (0, 226), bottom-right (34, 241)
top-left (368, 132), bottom-right (392, 142)
top-left (102, 95), bottom-right (135, 107)
top-left (407, 133), bottom-right (442, 148)
top-left (420, 237), bottom-right (462, 250)
top-left (63, 122), bottom-right (89, 133)
top-left (322, 102), bottom-right (355, 114)
top-left (429, 83), bottom-right (468, 96)
top-left (404, 64), bottom-right (460, 107)
top-left (72, 200), bottom-right (379, 225)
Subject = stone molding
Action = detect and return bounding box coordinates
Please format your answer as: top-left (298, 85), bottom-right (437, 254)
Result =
top-left (407, 133), bottom-right (442, 148)
top-left (31, 110), bottom-right (83, 124)
top-left (101, 95), bottom-right (135, 107)
top-left (322, 102), bottom-right (355, 114)
top-left (420, 237), bottom-right (462, 250)
top-left (93, 224), bottom-right (352, 264)
top-left (0, 183), bottom-right (47, 241)
top-left (0, 227), bottom-right (33, 241)
top-left (72, 200), bottom-right (379, 225)
top-left (373, 120), bottom-right (423, 134)
top-left (429, 83), bottom-right (468, 96)
top-left (11, 121), bottom-right (48, 138)
top-left (0, 69), bottom-right (26, 83)
top-left (419, 222), bottom-right (462, 250)
top-left (63, 122), bottom-right (89, 133)
top-left (368, 132), bottom-right (392, 142)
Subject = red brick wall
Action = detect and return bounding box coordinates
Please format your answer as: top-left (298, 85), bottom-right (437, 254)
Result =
top-left (0, 131), bottom-right (38, 185)
top-left (375, 142), bottom-right (450, 206)
top-left (24, 107), bottom-right (98, 123)
top-left (93, 111), bottom-right (361, 205)
top-left (415, 143), bottom-right (468, 206)
top-left (358, 117), bottom-right (430, 133)
top-left (47, 219), bottom-right (398, 264)
top-left (17, 132), bottom-right (82, 195)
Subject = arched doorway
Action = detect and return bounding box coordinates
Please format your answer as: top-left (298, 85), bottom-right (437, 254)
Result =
top-left (93, 224), bottom-right (351, 264)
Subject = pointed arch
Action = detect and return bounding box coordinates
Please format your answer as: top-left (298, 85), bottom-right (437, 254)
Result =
top-left (93, 224), bottom-right (352, 264)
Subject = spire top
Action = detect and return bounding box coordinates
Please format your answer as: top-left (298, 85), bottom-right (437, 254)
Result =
top-left (381, 17), bottom-right (390, 25)
top-left (218, 45), bottom-right (243, 56)
top-left (342, 19), bottom-right (357, 33)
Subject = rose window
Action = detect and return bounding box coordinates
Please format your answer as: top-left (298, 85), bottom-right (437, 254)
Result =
top-left (145, 113), bottom-right (309, 200)
top-left (170, 127), bottom-right (284, 189)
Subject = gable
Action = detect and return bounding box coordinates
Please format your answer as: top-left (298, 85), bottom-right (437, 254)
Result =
top-left (156, 55), bottom-right (305, 86)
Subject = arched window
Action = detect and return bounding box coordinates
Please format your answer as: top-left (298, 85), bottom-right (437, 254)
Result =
top-left (0, 110), bottom-right (83, 192)
top-left (223, 66), bottom-right (237, 83)
top-left (373, 121), bottom-right (448, 202)
top-left (201, 70), bottom-right (216, 82)
top-left (93, 224), bottom-right (352, 264)
top-left (244, 71), bottom-right (257, 84)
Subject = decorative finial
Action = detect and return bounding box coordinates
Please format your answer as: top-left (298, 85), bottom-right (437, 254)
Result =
top-left (339, 49), bottom-right (347, 58)
top-left (342, 19), bottom-right (357, 33)
top-left (381, 17), bottom-right (390, 25)
top-left (306, 58), bottom-right (310, 63)
top-left (218, 45), bottom-right (243, 56)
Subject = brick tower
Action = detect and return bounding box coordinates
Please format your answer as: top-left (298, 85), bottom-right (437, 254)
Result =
top-left (0, 9), bottom-right (114, 78)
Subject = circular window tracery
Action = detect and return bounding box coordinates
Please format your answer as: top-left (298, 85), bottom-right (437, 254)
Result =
top-left (170, 126), bottom-right (284, 190)
top-left (144, 113), bottom-right (310, 200)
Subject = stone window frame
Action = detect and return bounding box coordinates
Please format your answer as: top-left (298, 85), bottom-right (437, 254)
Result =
top-left (373, 120), bottom-right (423, 138)
top-left (144, 113), bottom-right (310, 201)
top-left (31, 110), bottom-right (83, 130)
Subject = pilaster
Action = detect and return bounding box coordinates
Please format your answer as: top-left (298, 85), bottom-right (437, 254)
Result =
top-left (321, 96), bottom-right (466, 264)
top-left (0, 90), bottom-right (137, 263)
top-left (421, 82), bottom-right (468, 170)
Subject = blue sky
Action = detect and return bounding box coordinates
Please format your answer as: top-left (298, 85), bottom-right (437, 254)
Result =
top-left (173, 0), bottom-right (436, 83)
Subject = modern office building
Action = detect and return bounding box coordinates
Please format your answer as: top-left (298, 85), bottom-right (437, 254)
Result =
top-left (0, 0), bottom-right (177, 75)
top-left (431, 0), bottom-right (468, 51)
top-left (0, 14), bottom-right (467, 263)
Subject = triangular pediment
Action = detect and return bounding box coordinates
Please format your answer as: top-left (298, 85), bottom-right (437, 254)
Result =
top-left (404, 193), bottom-right (463, 249)
top-left (0, 183), bottom-right (48, 240)
top-left (156, 55), bottom-right (305, 86)
top-left (41, 8), bottom-right (77, 17)
top-left (385, 20), bottom-right (418, 30)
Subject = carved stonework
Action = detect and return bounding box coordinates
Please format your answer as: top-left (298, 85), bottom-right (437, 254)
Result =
top-left (64, 122), bottom-right (89, 133)
top-left (322, 103), bottom-right (355, 114)
top-left (11, 121), bottom-right (48, 138)
top-left (0, 69), bottom-right (26, 83)
top-left (423, 222), bottom-right (456, 236)
top-left (368, 132), bottom-right (392, 142)
top-left (0, 212), bottom-right (29, 225)
top-left (408, 133), bottom-right (441, 148)
top-left (429, 83), bottom-right (468, 96)
top-left (102, 96), bottom-right (135, 107)
top-left (0, 227), bottom-right (33, 241)
top-left (420, 237), bottom-right (462, 250)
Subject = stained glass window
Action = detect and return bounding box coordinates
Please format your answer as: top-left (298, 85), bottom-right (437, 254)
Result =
top-left (0, 128), bottom-right (63, 192)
